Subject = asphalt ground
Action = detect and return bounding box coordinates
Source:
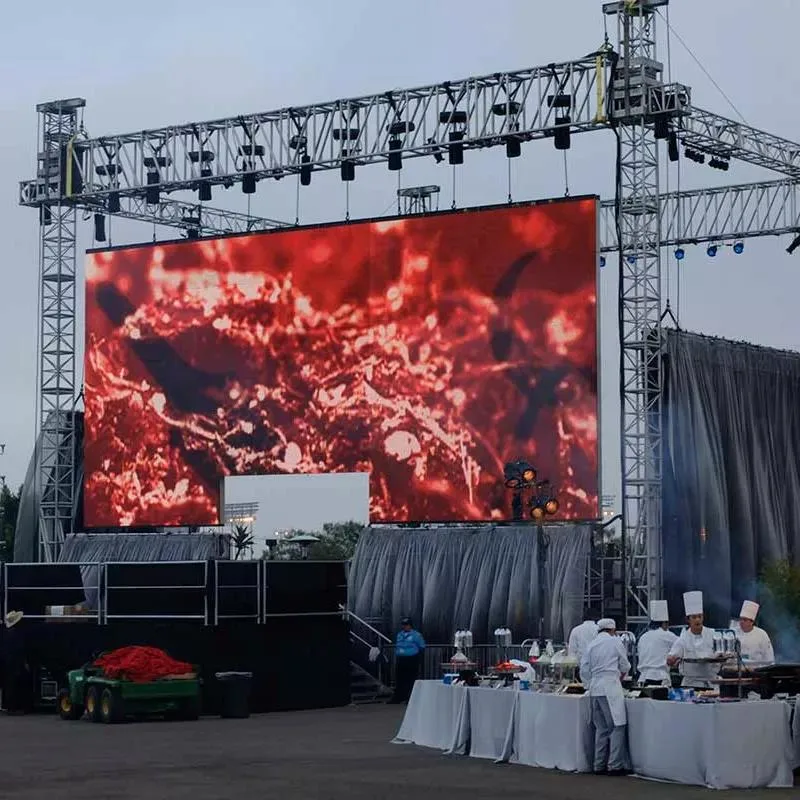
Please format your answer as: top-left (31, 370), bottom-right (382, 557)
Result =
top-left (0, 704), bottom-right (793, 799)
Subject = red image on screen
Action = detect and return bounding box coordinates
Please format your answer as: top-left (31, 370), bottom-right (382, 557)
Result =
top-left (84, 198), bottom-right (599, 527)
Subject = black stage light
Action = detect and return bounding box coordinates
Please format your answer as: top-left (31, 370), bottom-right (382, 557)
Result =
top-left (107, 191), bottom-right (121, 214)
top-left (667, 130), bottom-right (679, 163)
top-left (341, 158), bottom-right (355, 182)
top-left (199, 166), bottom-right (213, 202)
top-left (388, 138), bottom-right (402, 171)
top-left (93, 213), bottom-right (106, 242)
top-left (242, 173), bottom-right (256, 194)
top-left (300, 154), bottom-right (312, 186)
top-left (506, 135), bottom-right (521, 159)
top-left (554, 115), bottom-right (571, 150)
top-left (654, 114), bottom-right (669, 140)
top-left (786, 234), bottom-right (800, 255)
top-left (448, 130), bottom-right (464, 165)
top-left (145, 171), bottom-right (159, 205)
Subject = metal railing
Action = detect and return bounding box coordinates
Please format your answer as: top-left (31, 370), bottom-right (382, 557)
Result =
top-left (214, 560), bottom-right (261, 624)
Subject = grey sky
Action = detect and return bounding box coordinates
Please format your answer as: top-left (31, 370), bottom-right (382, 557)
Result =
top-left (2, 1), bottom-right (799, 536)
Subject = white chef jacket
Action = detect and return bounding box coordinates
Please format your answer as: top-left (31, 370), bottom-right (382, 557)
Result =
top-left (737, 626), bottom-right (775, 665)
top-left (668, 626), bottom-right (719, 688)
top-left (567, 620), bottom-right (598, 661)
top-left (580, 632), bottom-right (631, 726)
top-left (637, 627), bottom-right (678, 686)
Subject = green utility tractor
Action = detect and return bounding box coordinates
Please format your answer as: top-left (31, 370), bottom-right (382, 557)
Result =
top-left (57, 663), bottom-right (201, 724)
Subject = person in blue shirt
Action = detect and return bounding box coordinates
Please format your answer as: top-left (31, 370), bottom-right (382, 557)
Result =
top-left (390, 617), bottom-right (425, 704)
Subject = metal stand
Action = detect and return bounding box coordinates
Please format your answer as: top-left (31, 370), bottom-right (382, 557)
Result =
top-left (537, 523), bottom-right (549, 650)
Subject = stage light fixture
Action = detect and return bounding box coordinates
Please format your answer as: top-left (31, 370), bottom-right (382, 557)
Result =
top-left (733, 241), bottom-right (744, 255)
top-left (145, 171), bottom-right (159, 205)
top-left (706, 245), bottom-right (718, 257)
top-left (786, 233), bottom-right (800, 255)
top-left (448, 130), bottom-right (464, 165)
top-left (530, 506), bottom-right (546, 521)
top-left (667, 130), bottom-right (679, 163)
top-left (503, 460), bottom-right (537, 489)
top-left (341, 157), bottom-right (356, 182)
top-left (300, 154), bottom-right (312, 186)
top-left (198, 166), bottom-right (213, 202)
top-left (388, 138), bottom-right (402, 171)
top-left (554, 115), bottom-right (571, 150)
top-left (600, 256), bottom-right (606, 268)
top-left (654, 114), bottom-right (669, 140)
top-left (93, 213), bottom-right (106, 242)
top-left (684, 148), bottom-right (705, 164)
top-left (505, 135), bottom-right (521, 159)
top-left (626, 255), bottom-right (637, 265)
top-left (708, 156), bottom-right (730, 171)
top-left (674, 247), bottom-right (685, 261)
top-left (107, 191), bottom-right (120, 214)
top-left (544, 499), bottom-right (559, 515)
top-left (522, 468), bottom-right (537, 483)
top-left (242, 172), bottom-right (257, 194)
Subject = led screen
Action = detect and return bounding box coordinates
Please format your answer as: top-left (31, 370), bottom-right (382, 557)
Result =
top-left (84, 197), bottom-right (599, 527)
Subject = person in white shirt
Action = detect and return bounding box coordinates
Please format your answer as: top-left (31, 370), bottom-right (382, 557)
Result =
top-left (637, 599), bottom-right (678, 687)
top-left (580, 618), bottom-right (630, 776)
top-left (567, 612), bottom-right (599, 680)
top-left (667, 590), bottom-right (719, 689)
top-left (736, 600), bottom-right (774, 665)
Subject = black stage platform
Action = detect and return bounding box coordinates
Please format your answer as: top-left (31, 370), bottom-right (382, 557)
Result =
top-left (0, 559), bottom-right (350, 714)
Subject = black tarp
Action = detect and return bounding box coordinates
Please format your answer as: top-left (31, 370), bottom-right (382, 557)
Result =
top-left (348, 524), bottom-right (591, 644)
top-left (662, 329), bottom-right (800, 629)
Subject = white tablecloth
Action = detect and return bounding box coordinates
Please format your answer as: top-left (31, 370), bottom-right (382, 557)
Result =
top-left (393, 680), bottom-right (469, 754)
top-left (627, 698), bottom-right (794, 789)
top-left (508, 691), bottom-right (594, 772)
top-left (467, 687), bottom-right (517, 761)
top-left (395, 681), bottom-right (797, 789)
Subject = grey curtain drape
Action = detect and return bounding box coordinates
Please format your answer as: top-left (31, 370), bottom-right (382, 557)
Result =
top-left (348, 524), bottom-right (591, 644)
top-left (662, 329), bottom-right (800, 628)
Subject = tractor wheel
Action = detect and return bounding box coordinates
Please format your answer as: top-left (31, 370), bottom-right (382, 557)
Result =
top-left (85, 686), bottom-right (102, 723)
top-left (99, 688), bottom-right (122, 724)
top-left (57, 689), bottom-right (82, 721)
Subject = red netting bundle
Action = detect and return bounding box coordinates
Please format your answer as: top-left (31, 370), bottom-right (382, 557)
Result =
top-left (93, 646), bottom-right (194, 683)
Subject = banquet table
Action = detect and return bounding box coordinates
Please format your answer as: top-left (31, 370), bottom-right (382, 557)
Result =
top-left (394, 680), bottom-right (796, 789)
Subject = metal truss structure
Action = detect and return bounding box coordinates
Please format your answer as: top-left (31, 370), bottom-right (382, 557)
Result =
top-left (19, 1), bottom-right (800, 607)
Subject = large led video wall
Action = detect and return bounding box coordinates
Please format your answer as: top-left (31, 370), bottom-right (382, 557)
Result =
top-left (84, 197), bottom-right (599, 527)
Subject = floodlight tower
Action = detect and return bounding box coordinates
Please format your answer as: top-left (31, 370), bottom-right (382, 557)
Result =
top-left (35, 98), bottom-right (85, 562)
top-left (603, 0), bottom-right (673, 623)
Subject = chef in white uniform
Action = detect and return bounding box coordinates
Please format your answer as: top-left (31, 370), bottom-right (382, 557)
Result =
top-left (667, 590), bottom-right (719, 689)
top-left (580, 618), bottom-right (630, 775)
top-left (637, 600), bottom-right (678, 687)
top-left (736, 600), bottom-right (774, 665)
top-left (567, 612), bottom-right (598, 677)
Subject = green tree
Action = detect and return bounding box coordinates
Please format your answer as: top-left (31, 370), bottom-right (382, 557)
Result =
top-left (308, 521), bottom-right (366, 561)
top-left (0, 483), bottom-right (22, 562)
top-left (231, 523), bottom-right (255, 560)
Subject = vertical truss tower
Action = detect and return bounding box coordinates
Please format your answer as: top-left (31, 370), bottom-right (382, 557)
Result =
top-left (605, 0), bottom-right (665, 620)
top-left (36, 98), bottom-right (84, 562)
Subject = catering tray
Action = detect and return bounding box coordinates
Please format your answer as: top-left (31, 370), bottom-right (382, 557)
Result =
top-left (681, 655), bottom-right (732, 663)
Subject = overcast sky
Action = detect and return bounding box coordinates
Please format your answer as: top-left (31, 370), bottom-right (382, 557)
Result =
top-left (1, 0), bottom-right (799, 537)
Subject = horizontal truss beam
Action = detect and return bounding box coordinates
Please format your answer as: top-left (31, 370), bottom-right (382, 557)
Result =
top-left (20, 56), bottom-right (615, 205)
top-left (600, 177), bottom-right (800, 252)
top-left (680, 107), bottom-right (800, 178)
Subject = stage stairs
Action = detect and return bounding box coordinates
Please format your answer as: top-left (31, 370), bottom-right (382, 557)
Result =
top-left (349, 661), bottom-right (392, 705)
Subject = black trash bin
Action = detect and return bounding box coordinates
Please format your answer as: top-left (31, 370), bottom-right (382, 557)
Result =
top-left (215, 671), bottom-right (253, 719)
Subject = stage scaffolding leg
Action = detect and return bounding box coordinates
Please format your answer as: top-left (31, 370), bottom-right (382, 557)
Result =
top-left (36, 99), bottom-right (84, 562)
top-left (605, 0), bottom-right (665, 624)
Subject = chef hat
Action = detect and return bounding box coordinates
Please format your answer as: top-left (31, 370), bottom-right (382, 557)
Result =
top-left (597, 618), bottom-right (616, 631)
top-left (649, 599), bottom-right (669, 622)
top-left (739, 600), bottom-right (759, 621)
top-left (683, 591), bottom-right (703, 616)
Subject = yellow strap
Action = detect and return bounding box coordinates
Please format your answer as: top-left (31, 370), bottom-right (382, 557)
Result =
top-left (595, 55), bottom-right (607, 124)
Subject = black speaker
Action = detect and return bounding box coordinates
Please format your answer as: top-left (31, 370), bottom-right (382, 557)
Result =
top-left (263, 561), bottom-right (346, 616)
